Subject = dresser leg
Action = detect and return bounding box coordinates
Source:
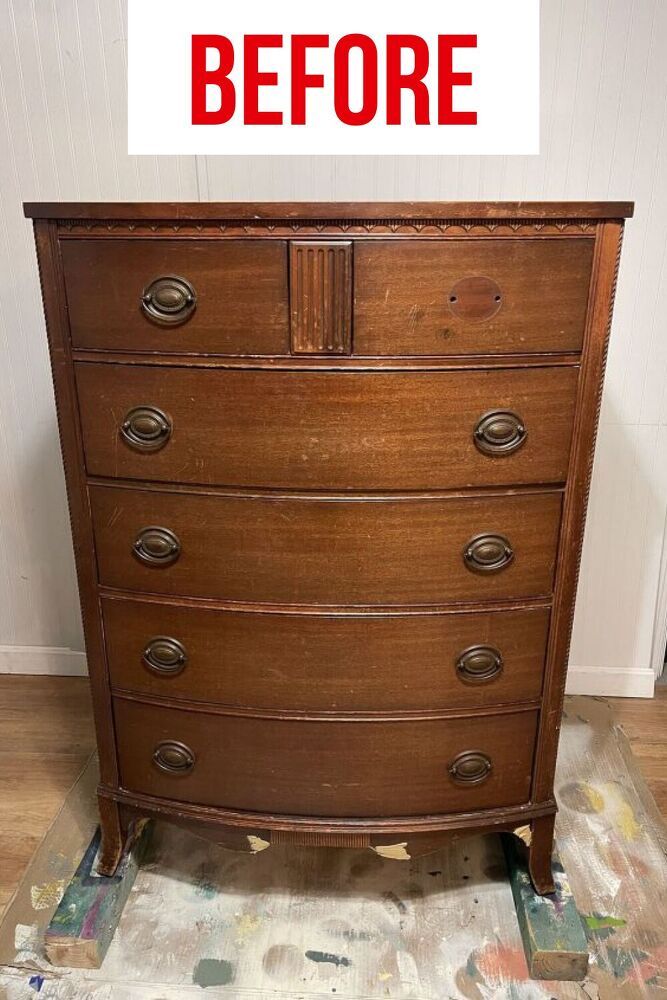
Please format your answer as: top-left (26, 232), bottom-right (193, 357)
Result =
top-left (96, 796), bottom-right (126, 876)
top-left (528, 814), bottom-right (556, 895)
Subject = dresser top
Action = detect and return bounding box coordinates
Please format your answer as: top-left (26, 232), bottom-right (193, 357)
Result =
top-left (24, 200), bottom-right (634, 221)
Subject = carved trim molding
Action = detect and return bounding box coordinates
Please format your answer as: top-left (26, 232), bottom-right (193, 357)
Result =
top-left (57, 218), bottom-right (598, 238)
top-left (290, 241), bottom-right (352, 354)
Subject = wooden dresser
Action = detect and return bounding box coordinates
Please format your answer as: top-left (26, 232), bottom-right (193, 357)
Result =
top-left (25, 201), bottom-right (632, 894)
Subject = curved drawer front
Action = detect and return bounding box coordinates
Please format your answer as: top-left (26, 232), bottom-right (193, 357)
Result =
top-left (104, 598), bottom-right (550, 711)
top-left (61, 239), bottom-right (289, 354)
top-left (114, 698), bottom-right (538, 817)
top-left (354, 238), bottom-right (594, 356)
top-left (90, 487), bottom-right (561, 605)
top-left (77, 365), bottom-right (577, 490)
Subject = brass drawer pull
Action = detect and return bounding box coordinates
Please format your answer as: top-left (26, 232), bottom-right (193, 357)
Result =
top-left (143, 636), bottom-right (188, 675)
top-left (456, 645), bottom-right (503, 683)
top-left (474, 409), bottom-right (526, 456)
top-left (141, 275), bottom-right (197, 325)
top-left (153, 740), bottom-right (195, 774)
top-left (133, 526), bottom-right (181, 567)
top-left (120, 406), bottom-right (172, 452)
top-left (463, 533), bottom-right (514, 573)
top-left (448, 750), bottom-right (492, 785)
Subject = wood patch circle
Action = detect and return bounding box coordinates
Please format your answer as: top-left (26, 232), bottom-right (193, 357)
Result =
top-left (448, 276), bottom-right (503, 322)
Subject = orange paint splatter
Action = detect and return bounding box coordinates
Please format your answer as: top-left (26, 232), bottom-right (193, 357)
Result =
top-left (474, 943), bottom-right (530, 983)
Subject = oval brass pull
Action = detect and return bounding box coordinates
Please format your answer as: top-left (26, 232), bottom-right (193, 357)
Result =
top-left (141, 275), bottom-right (197, 325)
top-left (120, 406), bottom-right (172, 452)
top-left (153, 740), bottom-right (195, 774)
top-left (474, 410), bottom-right (526, 456)
top-left (133, 526), bottom-right (181, 567)
top-left (143, 636), bottom-right (188, 675)
top-left (448, 750), bottom-right (492, 785)
top-left (456, 645), bottom-right (503, 684)
top-left (463, 533), bottom-right (514, 573)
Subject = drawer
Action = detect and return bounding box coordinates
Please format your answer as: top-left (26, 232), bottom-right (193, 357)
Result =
top-left (354, 239), bottom-right (594, 356)
top-left (60, 240), bottom-right (289, 354)
top-left (77, 365), bottom-right (578, 490)
top-left (104, 599), bottom-right (550, 712)
top-left (113, 697), bottom-right (538, 816)
top-left (90, 487), bottom-right (561, 605)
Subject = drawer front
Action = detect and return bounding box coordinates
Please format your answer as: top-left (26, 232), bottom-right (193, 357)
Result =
top-left (114, 698), bottom-right (538, 816)
top-left (104, 599), bottom-right (550, 712)
top-left (77, 365), bottom-right (578, 490)
top-left (61, 239), bottom-right (289, 354)
top-left (90, 487), bottom-right (561, 605)
top-left (354, 239), bottom-right (594, 356)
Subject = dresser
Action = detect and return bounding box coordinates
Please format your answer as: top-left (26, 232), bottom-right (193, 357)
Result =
top-left (25, 201), bottom-right (632, 894)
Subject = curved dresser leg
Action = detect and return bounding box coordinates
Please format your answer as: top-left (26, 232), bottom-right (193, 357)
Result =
top-left (96, 795), bottom-right (125, 876)
top-left (528, 814), bottom-right (556, 895)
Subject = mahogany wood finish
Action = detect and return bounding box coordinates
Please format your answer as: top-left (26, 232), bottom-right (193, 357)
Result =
top-left (354, 239), bottom-right (595, 356)
top-left (26, 200), bottom-right (631, 893)
top-left (89, 485), bottom-right (562, 605)
top-left (103, 598), bottom-right (551, 712)
top-left (113, 697), bottom-right (538, 817)
top-left (60, 239), bottom-right (289, 354)
top-left (289, 241), bottom-right (352, 355)
top-left (76, 364), bottom-right (578, 490)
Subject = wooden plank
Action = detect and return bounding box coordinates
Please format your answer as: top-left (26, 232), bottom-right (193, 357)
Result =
top-left (502, 833), bottom-right (589, 981)
top-left (44, 822), bottom-right (152, 970)
top-left (22, 201), bottom-right (635, 220)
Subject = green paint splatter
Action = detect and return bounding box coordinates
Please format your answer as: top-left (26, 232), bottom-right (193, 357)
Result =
top-left (193, 958), bottom-right (235, 987)
top-left (585, 913), bottom-right (626, 929)
top-left (305, 950), bottom-right (351, 968)
top-left (582, 913), bottom-right (627, 938)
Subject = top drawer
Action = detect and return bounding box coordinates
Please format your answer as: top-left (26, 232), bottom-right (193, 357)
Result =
top-left (353, 239), bottom-right (594, 356)
top-left (60, 239), bottom-right (289, 355)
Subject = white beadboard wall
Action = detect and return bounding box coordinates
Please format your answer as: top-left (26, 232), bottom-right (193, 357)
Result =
top-left (0, 0), bottom-right (665, 696)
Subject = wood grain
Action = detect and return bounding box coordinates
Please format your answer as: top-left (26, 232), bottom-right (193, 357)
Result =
top-left (23, 201), bottom-right (635, 220)
top-left (533, 222), bottom-right (624, 804)
top-left (289, 242), bottom-right (352, 354)
top-left (354, 239), bottom-right (594, 356)
top-left (76, 364), bottom-right (578, 490)
top-left (0, 676), bottom-right (95, 919)
top-left (60, 239), bottom-right (289, 355)
top-left (103, 597), bottom-right (550, 713)
top-left (113, 697), bottom-right (538, 817)
top-left (89, 486), bottom-right (562, 606)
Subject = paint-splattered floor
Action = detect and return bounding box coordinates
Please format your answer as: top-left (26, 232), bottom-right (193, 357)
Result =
top-left (0, 696), bottom-right (665, 999)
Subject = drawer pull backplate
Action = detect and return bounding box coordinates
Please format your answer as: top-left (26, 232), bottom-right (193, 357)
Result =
top-left (143, 636), bottom-right (188, 675)
top-left (448, 750), bottom-right (493, 785)
top-left (120, 405), bottom-right (172, 452)
top-left (456, 645), bottom-right (503, 683)
top-left (141, 275), bottom-right (197, 325)
top-left (153, 740), bottom-right (195, 774)
top-left (474, 409), bottom-right (526, 456)
top-left (463, 533), bottom-right (514, 573)
top-left (133, 526), bottom-right (181, 567)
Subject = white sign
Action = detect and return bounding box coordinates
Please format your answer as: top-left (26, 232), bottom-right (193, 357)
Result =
top-left (128, 0), bottom-right (539, 155)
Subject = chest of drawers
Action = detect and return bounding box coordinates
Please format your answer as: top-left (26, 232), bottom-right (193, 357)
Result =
top-left (25, 200), bottom-right (632, 894)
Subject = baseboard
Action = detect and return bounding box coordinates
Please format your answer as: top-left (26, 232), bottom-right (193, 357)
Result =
top-left (566, 665), bottom-right (656, 699)
top-left (0, 645), bottom-right (87, 676)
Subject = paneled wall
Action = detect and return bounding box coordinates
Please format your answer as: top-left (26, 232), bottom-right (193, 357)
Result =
top-left (0, 0), bottom-right (664, 694)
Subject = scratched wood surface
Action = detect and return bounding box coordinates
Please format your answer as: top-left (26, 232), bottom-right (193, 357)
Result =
top-left (0, 695), bottom-right (665, 999)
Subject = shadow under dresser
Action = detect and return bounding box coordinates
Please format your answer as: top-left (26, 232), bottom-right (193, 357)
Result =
top-left (24, 199), bottom-right (633, 893)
